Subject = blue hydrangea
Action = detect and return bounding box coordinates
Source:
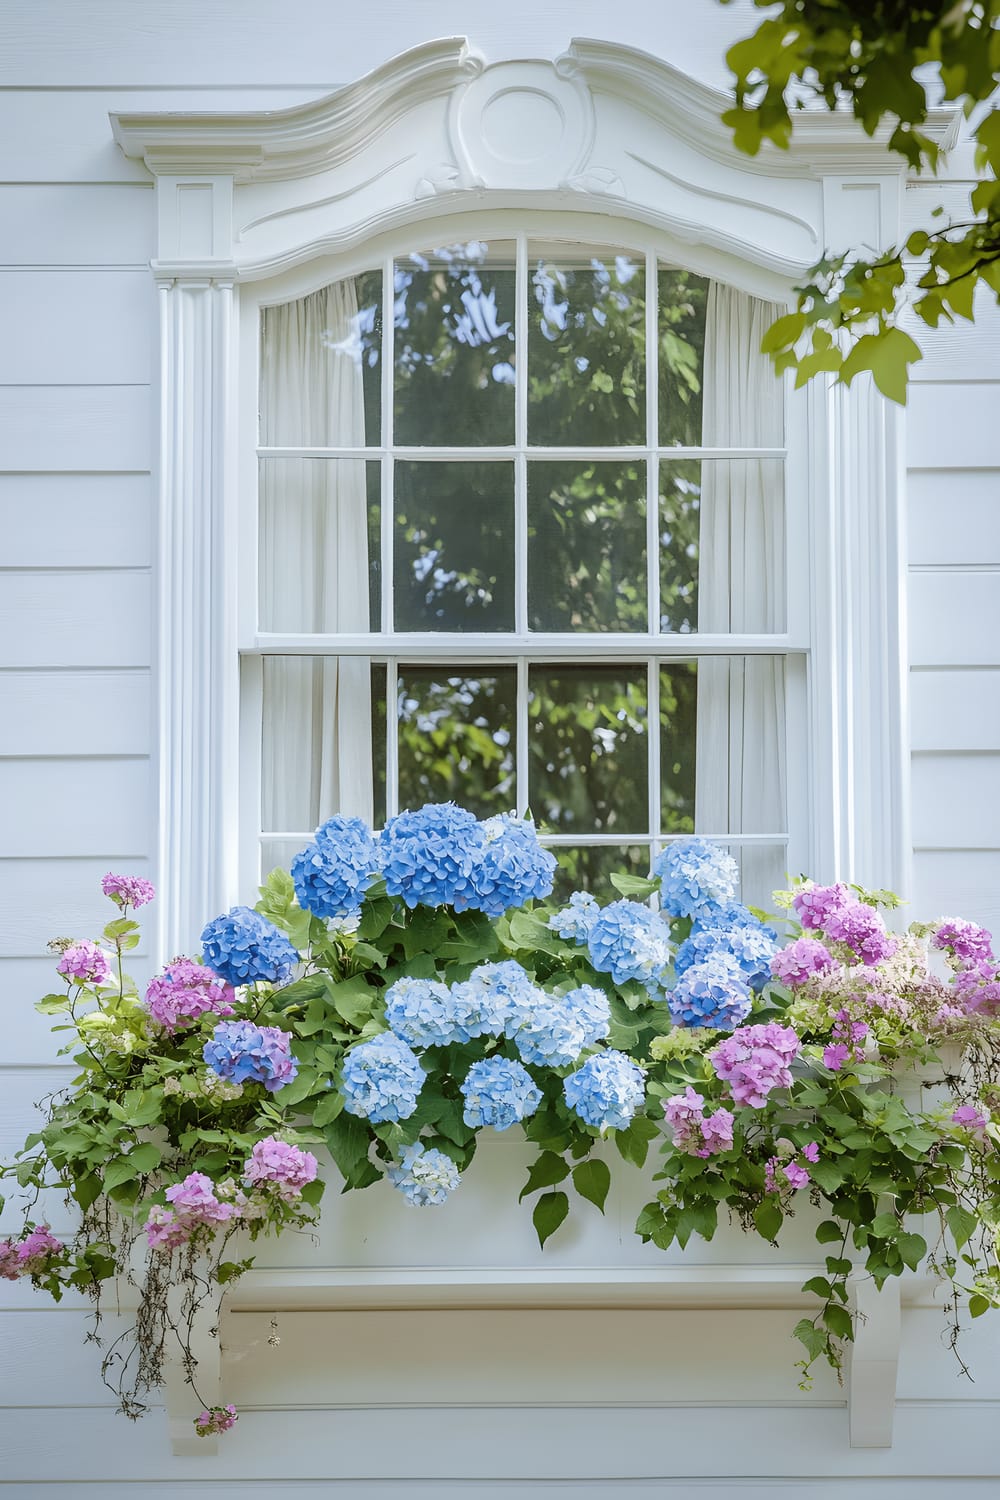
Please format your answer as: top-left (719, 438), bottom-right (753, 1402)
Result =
top-left (291, 815), bottom-right (379, 919)
top-left (512, 984), bottom-right (611, 1068)
top-left (200, 907), bottom-right (299, 987)
top-left (471, 815), bottom-right (557, 916)
top-left (387, 1143), bottom-right (461, 1206)
top-left (383, 976), bottom-right (456, 1048)
top-left (548, 890), bottom-right (600, 943)
top-left (654, 838), bottom-right (740, 920)
top-left (203, 1019), bottom-right (298, 1093)
top-left (340, 1032), bottom-right (426, 1123)
top-left (449, 961), bottom-right (543, 1041)
top-left (668, 951), bottom-right (752, 1030)
top-left (675, 921), bottom-right (779, 993)
top-left (691, 900), bottom-right (760, 934)
top-left (563, 1050), bottom-right (646, 1132)
top-left (378, 803), bottom-right (484, 909)
top-left (460, 1056), bottom-right (542, 1130)
top-left (586, 901), bottom-right (673, 994)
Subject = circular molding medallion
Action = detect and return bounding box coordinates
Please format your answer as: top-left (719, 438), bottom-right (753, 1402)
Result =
top-left (449, 60), bottom-right (594, 190)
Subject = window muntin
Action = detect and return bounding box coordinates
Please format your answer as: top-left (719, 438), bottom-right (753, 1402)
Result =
top-left (248, 232), bottom-right (796, 909)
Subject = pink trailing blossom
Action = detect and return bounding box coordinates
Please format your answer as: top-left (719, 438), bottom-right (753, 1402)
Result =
top-left (56, 940), bottom-right (111, 987)
top-left (770, 937), bottom-right (838, 988)
top-left (709, 1022), bottom-right (801, 1108)
top-left (834, 904), bottom-right (897, 965)
top-left (243, 1137), bottom-right (318, 1199)
top-left (0, 1226), bottom-right (64, 1278)
top-left (792, 883), bottom-right (852, 932)
top-left (145, 1172), bottom-right (238, 1250)
top-left (101, 873), bottom-right (156, 909)
top-left (952, 958), bottom-right (1000, 1017)
top-left (952, 1106), bottom-right (988, 1137)
top-left (933, 920), bottom-right (994, 964)
top-left (145, 958), bottom-right (236, 1033)
top-left (662, 1087), bottom-right (734, 1158)
top-left (823, 1043), bottom-right (851, 1071)
top-left (194, 1404), bottom-right (237, 1436)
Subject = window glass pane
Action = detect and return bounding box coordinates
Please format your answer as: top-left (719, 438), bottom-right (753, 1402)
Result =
top-left (659, 663), bottom-right (697, 833)
top-left (396, 667), bottom-right (516, 817)
top-left (258, 458), bottom-right (380, 632)
top-left (660, 458), bottom-right (785, 633)
top-left (527, 461), bottom-right (646, 632)
top-left (260, 657), bottom-right (384, 833)
top-left (528, 248), bottom-right (645, 446)
top-left (529, 666), bottom-right (648, 833)
top-left (549, 845), bottom-right (651, 902)
top-left (260, 270), bottom-right (381, 447)
top-left (657, 266), bottom-right (708, 448)
top-left (393, 241), bottom-right (516, 446)
top-left (394, 460), bottom-right (515, 631)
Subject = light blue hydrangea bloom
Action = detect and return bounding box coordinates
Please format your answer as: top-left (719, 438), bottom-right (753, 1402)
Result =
top-left (340, 1032), bottom-right (426, 1123)
top-left (548, 890), bottom-right (600, 943)
top-left (654, 837), bottom-right (740, 920)
top-left (675, 921), bottom-right (779, 993)
top-left (563, 1050), bottom-right (646, 1131)
top-left (471, 815), bottom-right (557, 917)
top-left (460, 1055), bottom-right (542, 1130)
top-left (691, 900), bottom-right (760, 934)
top-left (512, 984), bottom-right (611, 1068)
top-left (291, 815), bottom-right (379, 919)
top-left (387, 1143), bottom-right (461, 1206)
top-left (383, 976), bottom-right (457, 1049)
top-left (668, 950), bottom-right (752, 1030)
top-left (449, 961), bottom-right (543, 1041)
top-left (200, 907), bottom-right (299, 988)
top-left (378, 803), bottom-right (484, 910)
top-left (564, 984), bottom-right (612, 1047)
top-left (586, 900), bottom-right (673, 994)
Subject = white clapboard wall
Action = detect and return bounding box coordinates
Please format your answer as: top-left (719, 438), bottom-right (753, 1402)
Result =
top-left (1, 1), bottom-right (999, 1494)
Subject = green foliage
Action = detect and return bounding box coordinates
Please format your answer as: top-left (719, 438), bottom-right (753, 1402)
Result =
top-left (722, 0), bottom-right (1000, 402)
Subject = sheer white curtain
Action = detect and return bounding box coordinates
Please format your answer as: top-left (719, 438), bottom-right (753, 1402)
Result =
top-left (696, 282), bottom-right (786, 903)
top-left (259, 280), bottom-right (374, 833)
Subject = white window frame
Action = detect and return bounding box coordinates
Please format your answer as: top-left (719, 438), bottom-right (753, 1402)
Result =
top-left (110, 37), bottom-right (931, 957)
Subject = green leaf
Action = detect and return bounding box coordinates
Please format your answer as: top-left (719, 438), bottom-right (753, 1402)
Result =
top-left (126, 1143), bottom-right (162, 1175)
top-left (299, 1178), bottom-right (325, 1207)
top-left (102, 1157), bottom-right (139, 1191)
top-left (532, 1190), bottom-right (570, 1249)
top-left (802, 1276), bottom-right (833, 1299)
top-left (324, 1113), bottom-right (373, 1188)
top-left (72, 1173), bottom-right (102, 1211)
top-left (896, 1231), bottom-right (927, 1272)
top-left (312, 1089), bottom-right (345, 1127)
top-left (519, 1150), bottom-right (570, 1202)
top-left (808, 1158), bottom-right (848, 1194)
top-left (822, 1303), bottom-right (855, 1342)
top-left (815, 1219), bottom-right (844, 1245)
top-left (327, 976), bottom-right (377, 1029)
top-left (840, 327), bottom-right (923, 406)
top-left (754, 1200), bottom-right (783, 1243)
top-left (969, 1293), bottom-right (991, 1318)
top-left (760, 311), bottom-right (806, 354)
top-left (946, 1205), bottom-right (978, 1251)
top-left (613, 1116), bottom-right (659, 1169)
top-left (608, 872), bottom-right (659, 900)
top-left (793, 1318), bottom-right (828, 1362)
top-left (572, 1158), bottom-right (611, 1214)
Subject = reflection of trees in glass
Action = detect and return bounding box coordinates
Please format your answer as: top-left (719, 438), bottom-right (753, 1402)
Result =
top-left (658, 267), bottom-right (708, 447)
top-left (660, 462), bottom-right (701, 633)
top-left (550, 845), bottom-right (650, 900)
top-left (660, 664), bottom-right (697, 833)
top-left (396, 668), bottom-right (516, 817)
top-left (528, 668), bottom-right (648, 833)
top-left (528, 461), bottom-right (646, 632)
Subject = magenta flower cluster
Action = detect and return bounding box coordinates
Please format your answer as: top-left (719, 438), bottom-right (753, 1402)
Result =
top-left (662, 1087), bottom-right (734, 1158)
top-left (57, 940), bottom-right (112, 987)
top-left (792, 884), bottom-right (896, 965)
top-left (770, 936), bottom-right (838, 988)
top-left (243, 1137), bottom-right (318, 1199)
top-left (710, 1023), bottom-right (800, 1108)
top-left (823, 1010), bottom-right (870, 1071)
top-left (0, 1225), bottom-right (63, 1280)
top-left (101, 872), bottom-right (156, 909)
top-left (144, 959), bottom-right (236, 1033)
top-left (933, 920), bottom-right (994, 964)
top-left (194, 1405), bottom-right (237, 1437)
top-left (145, 1172), bottom-right (237, 1250)
top-left (765, 1141), bottom-right (819, 1193)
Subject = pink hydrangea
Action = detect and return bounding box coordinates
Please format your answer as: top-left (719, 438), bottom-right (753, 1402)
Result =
top-left (933, 920), bottom-right (994, 964)
top-left (952, 1106), bottom-right (988, 1136)
top-left (194, 1404), bottom-right (237, 1437)
top-left (823, 1043), bottom-right (851, 1071)
top-left (662, 1088), bottom-right (735, 1158)
top-left (833, 904), bottom-right (897, 965)
top-left (145, 959), bottom-right (236, 1033)
top-left (56, 940), bottom-right (111, 987)
top-left (710, 1022), bottom-right (801, 1108)
top-left (101, 872), bottom-right (156, 909)
top-left (771, 937), bottom-right (838, 988)
top-left (792, 883), bottom-right (851, 932)
top-left (145, 1172), bottom-right (238, 1250)
top-left (952, 958), bottom-right (1000, 1017)
top-left (243, 1137), bottom-right (318, 1198)
top-left (782, 1162), bottom-right (810, 1190)
top-left (0, 1226), bottom-right (64, 1278)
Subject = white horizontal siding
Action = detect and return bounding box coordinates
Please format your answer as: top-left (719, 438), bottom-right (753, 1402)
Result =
top-left (910, 670), bottom-right (1000, 751)
top-left (0, 184), bottom-right (154, 264)
top-left (0, 386), bottom-right (151, 471)
top-left (0, 572), bottom-right (151, 667)
top-left (0, 857), bottom-right (152, 957)
top-left (908, 471), bottom-right (1000, 566)
top-left (6, 1487), bottom-right (1000, 1500)
top-left (907, 385), bottom-right (1000, 469)
top-left (0, 757), bottom-right (151, 857)
top-left (910, 753), bottom-right (1000, 849)
top-left (0, 271), bottom-right (154, 384)
top-left (0, 473), bottom-right (151, 566)
top-left (905, 289), bottom-right (1000, 384)
top-left (0, 670), bottom-right (151, 754)
top-left (912, 850), bottom-right (1000, 930)
top-left (0, 955), bottom-right (152, 1066)
top-left (908, 571), bottom-right (1000, 667)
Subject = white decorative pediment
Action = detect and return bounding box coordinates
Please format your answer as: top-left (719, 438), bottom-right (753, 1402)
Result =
top-left (110, 36), bottom-right (957, 282)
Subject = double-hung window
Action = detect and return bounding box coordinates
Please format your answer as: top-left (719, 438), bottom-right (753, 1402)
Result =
top-left (242, 226), bottom-right (805, 909)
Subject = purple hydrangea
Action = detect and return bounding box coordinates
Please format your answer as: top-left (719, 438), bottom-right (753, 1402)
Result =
top-left (662, 1087), bottom-right (735, 1158)
top-left (933, 919), bottom-right (994, 964)
top-left (291, 815), bottom-right (380, 919)
top-left (471, 815), bottom-right (557, 916)
top-left (340, 1032), bottom-right (426, 1123)
top-left (200, 907), bottom-right (299, 988)
top-left (792, 882), bottom-right (851, 932)
top-left (668, 951), bottom-right (752, 1030)
top-left (586, 900), bottom-right (673, 993)
top-left (203, 1019), bottom-right (298, 1093)
top-left (770, 936), bottom-right (839, 988)
top-left (377, 803), bottom-right (484, 909)
top-left (144, 959), bottom-right (236, 1033)
top-left (952, 957), bottom-right (1000, 1017)
top-left (709, 1022), bottom-right (801, 1108)
top-left (383, 976), bottom-right (456, 1048)
top-left (387, 1143), bottom-right (461, 1206)
top-left (563, 1050), bottom-right (646, 1132)
top-left (101, 872), bottom-right (156, 909)
top-left (654, 837), bottom-right (739, 920)
top-left (56, 940), bottom-right (112, 987)
top-left (460, 1056), bottom-right (542, 1130)
top-left (828, 903), bottom-right (897, 965)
